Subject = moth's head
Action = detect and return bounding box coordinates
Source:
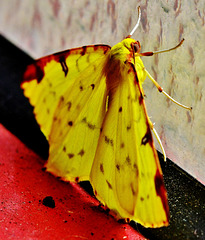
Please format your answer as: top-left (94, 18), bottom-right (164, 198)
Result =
top-left (122, 38), bottom-right (141, 55)
top-left (108, 38), bottom-right (143, 66)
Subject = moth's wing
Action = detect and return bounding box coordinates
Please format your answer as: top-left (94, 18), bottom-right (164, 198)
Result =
top-left (21, 45), bottom-right (111, 181)
top-left (90, 63), bottom-right (169, 228)
top-left (21, 45), bottom-right (110, 139)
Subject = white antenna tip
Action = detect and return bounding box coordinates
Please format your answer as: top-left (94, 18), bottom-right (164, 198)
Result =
top-left (129, 6), bottom-right (141, 37)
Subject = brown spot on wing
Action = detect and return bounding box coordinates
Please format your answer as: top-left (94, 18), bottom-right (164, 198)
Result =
top-left (59, 56), bottom-right (69, 76)
top-left (53, 49), bottom-right (71, 61)
top-left (93, 45), bottom-right (111, 54)
top-left (141, 128), bottom-right (152, 145)
top-left (100, 164), bottom-right (104, 174)
top-left (81, 117), bottom-right (96, 130)
top-left (139, 92), bottom-right (144, 105)
top-left (120, 142), bottom-right (124, 148)
top-left (106, 180), bottom-right (112, 189)
top-left (67, 101), bottom-right (72, 111)
top-left (128, 68), bottom-right (132, 74)
top-left (104, 136), bottom-right (114, 146)
top-left (23, 62), bottom-right (45, 83)
top-left (133, 163), bottom-right (139, 177)
top-left (91, 84), bottom-right (95, 90)
top-left (82, 117), bottom-right (86, 123)
top-left (75, 177), bottom-right (79, 182)
top-left (22, 49), bottom-right (72, 85)
top-left (68, 153), bottom-right (74, 159)
top-left (127, 125), bottom-right (131, 131)
top-left (130, 183), bottom-right (137, 195)
top-left (116, 164), bottom-right (120, 171)
top-left (81, 46), bottom-right (87, 56)
top-left (68, 121), bottom-right (73, 126)
top-left (88, 123), bottom-right (95, 130)
top-left (60, 96), bottom-right (64, 102)
top-left (78, 149), bottom-right (85, 156)
top-left (126, 155), bottom-right (131, 165)
top-left (22, 45), bottom-right (111, 86)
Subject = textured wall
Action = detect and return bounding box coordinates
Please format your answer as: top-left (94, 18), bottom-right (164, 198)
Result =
top-left (0, 0), bottom-right (204, 185)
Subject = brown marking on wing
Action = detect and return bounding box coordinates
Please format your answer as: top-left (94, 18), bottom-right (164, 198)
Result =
top-left (106, 180), bottom-right (112, 189)
top-left (59, 55), bottom-right (69, 76)
top-left (116, 164), bottom-right (120, 171)
top-left (100, 163), bottom-right (104, 174)
top-left (91, 83), bottom-right (95, 90)
top-left (126, 155), bottom-right (131, 165)
top-left (68, 121), bottom-right (73, 126)
top-left (23, 62), bottom-right (45, 83)
top-left (75, 177), bottom-right (79, 182)
top-left (126, 125), bottom-right (131, 131)
top-left (139, 92), bottom-right (144, 105)
top-left (93, 45), bottom-right (111, 54)
top-left (78, 149), bottom-right (85, 157)
top-left (68, 153), bottom-right (74, 159)
top-left (81, 46), bottom-right (87, 56)
top-left (141, 128), bottom-right (152, 145)
top-left (88, 123), bottom-right (96, 130)
top-left (67, 101), bottom-right (72, 111)
top-left (104, 136), bottom-right (114, 146)
top-left (120, 142), bottom-right (124, 148)
top-left (22, 45), bottom-right (110, 85)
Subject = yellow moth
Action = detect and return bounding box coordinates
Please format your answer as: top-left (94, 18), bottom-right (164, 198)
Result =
top-left (21, 8), bottom-right (191, 228)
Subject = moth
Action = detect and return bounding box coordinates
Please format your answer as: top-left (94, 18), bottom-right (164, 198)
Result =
top-left (21, 8), bottom-right (191, 228)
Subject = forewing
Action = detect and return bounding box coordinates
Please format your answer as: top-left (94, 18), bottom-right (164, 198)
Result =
top-left (90, 62), bottom-right (169, 227)
top-left (21, 45), bottom-right (110, 139)
top-left (21, 45), bottom-right (110, 181)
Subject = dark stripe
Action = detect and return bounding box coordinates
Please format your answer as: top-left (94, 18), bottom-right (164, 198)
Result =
top-left (59, 56), bottom-right (68, 76)
top-left (100, 163), bottom-right (104, 174)
top-left (141, 128), bottom-right (152, 145)
top-left (81, 46), bottom-right (87, 56)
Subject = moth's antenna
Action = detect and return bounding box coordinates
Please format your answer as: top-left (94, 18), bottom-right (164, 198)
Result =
top-left (129, 6), bottom-right (141, 37)
top-left (152, 127), bottom-right (167, 162)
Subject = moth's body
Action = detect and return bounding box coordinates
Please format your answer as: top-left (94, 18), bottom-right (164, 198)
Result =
top-left (105, 39), bottom-right (146, 93)
top-left (21, 37), bottom-right (169, 228)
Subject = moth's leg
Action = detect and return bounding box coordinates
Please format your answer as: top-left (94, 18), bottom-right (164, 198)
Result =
top-left (145, 69), bottom-right (192, 110)
top-left (148, 117), bottom-right (166, 162)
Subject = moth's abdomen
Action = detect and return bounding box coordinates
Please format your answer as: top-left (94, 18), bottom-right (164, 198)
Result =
top-left (104, 57), bottom-right (124, 94)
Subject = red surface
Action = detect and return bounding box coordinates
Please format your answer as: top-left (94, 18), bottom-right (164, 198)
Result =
top-left (0, 124), bottom-right (145, 240)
